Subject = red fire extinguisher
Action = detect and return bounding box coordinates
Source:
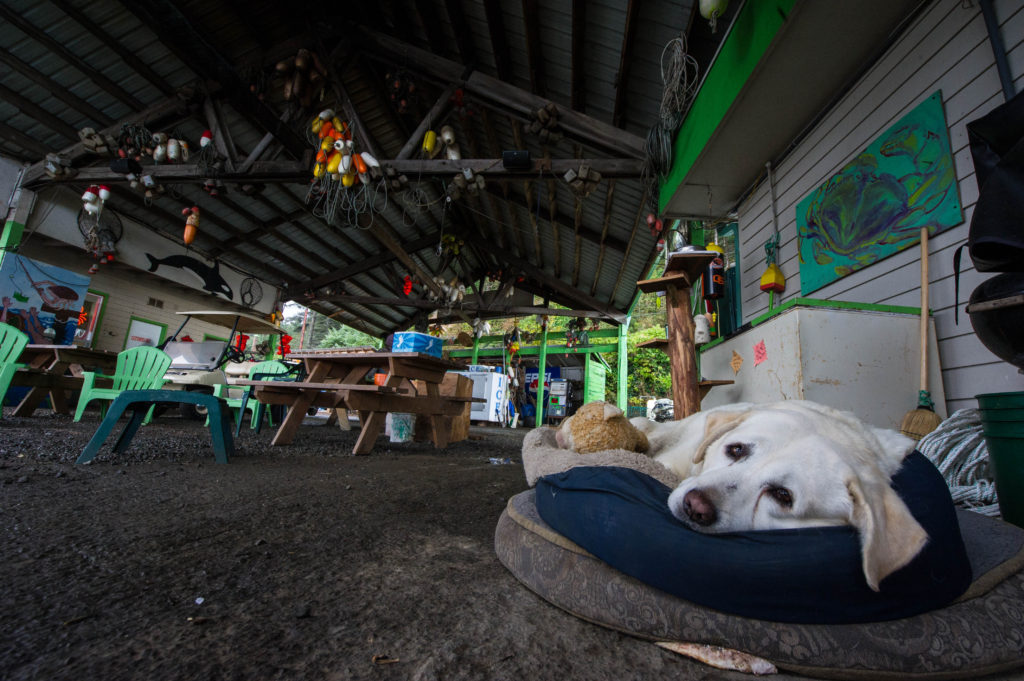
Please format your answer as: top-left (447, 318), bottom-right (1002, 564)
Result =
top-left (702, 243), bottom-right (726, 300)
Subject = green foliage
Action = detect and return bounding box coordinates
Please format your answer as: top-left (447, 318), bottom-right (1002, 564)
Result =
top-left (605, 323), bottom-right (671, 405)
top-left (319, 325), bottom-right (381, 350)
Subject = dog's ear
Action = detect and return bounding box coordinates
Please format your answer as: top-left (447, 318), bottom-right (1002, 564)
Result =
top-left (870, 426), bottom-right (916, 474)
top-left (602, 402), bottom-right (624, 420)
top-left (846, 476), bottom-right (929, 591)
top-left (692, 410), bottom-right (749, 465)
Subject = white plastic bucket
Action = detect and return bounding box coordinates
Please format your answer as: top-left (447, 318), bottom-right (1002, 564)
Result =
top-left (387, 412), bottom-right (415, 443)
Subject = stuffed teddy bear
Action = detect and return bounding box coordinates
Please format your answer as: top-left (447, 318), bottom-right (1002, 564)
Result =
top-left (555, 400), bottom-right (650, 455)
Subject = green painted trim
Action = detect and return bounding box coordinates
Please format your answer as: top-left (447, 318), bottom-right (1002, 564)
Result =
top-left (202, 333), bottom-right (228, 342)
top-left (616, 320), bottom-right (629, 410)
top-left (85, 288), bottom-right (109, 349)
top-left (536, 325), bottom-right (549, 428)
top-left (658, 0), bottom-right (796, 213)
top-left (123, 315), bottom-right (168, 350)
top-left (698, 297), bottom-right (924, 352)
top-left (449, 344), bottom-right (618, 358)
top-left (0, 219), bottom-right (25, 270)
top-left (471, 334), bottom-right (480, 364)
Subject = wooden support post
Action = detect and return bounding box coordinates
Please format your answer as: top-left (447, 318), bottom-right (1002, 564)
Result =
top-left (535, 324), bottom-right (549, 428)
top-left (665, 283), bottom-right (701, 418)
top-left (637, 252), bottom-right (717, 420)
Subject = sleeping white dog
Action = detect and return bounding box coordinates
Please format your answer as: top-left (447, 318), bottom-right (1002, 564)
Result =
top-left (630, 401), bottom-right (928, 591)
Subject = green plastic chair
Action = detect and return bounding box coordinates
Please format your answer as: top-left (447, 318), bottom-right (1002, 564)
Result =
top-left (1, 322), bottom-right (30, 413)
top-left (73, 346), bottom-right (172, 422)
top-left (212, 360), bottom-right (289, 431)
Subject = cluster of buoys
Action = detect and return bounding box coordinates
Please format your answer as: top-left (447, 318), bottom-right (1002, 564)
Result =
top-left (310, 109), bottom-right (380, 186)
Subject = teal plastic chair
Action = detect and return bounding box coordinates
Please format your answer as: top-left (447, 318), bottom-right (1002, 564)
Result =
top-left (1, 323), bottom-right (30, 413)
top-left (212, 360), bottom-right (289, 432)
top-left (73, 346), bottom-right (172, 422)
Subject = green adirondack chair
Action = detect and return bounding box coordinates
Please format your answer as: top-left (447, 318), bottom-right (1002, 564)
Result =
top-left (212, 360), bottom-right (289, 431)
top-left (73, 346), bottom-right (172, 422)
top-left (1, 323), bottom-right (30, 413)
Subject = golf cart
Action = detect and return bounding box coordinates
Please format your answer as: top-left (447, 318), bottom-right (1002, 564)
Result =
top-left (158, 310), bottom-right (289, 419)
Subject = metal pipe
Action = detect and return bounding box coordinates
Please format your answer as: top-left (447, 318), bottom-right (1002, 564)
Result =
top-left (979, 0), bottom-right (1016, 101)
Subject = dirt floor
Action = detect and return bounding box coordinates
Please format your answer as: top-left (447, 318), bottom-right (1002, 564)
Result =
top-left (3, 407), bottom-right (742, 681)
top-left (7, 408), bottom-right (1016, 681)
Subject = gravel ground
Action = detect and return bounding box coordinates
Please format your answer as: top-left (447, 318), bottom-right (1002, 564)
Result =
top-left (8, 407), bottom-right (1007, 681)
top-left (1, 407), bottom-right (755, 681)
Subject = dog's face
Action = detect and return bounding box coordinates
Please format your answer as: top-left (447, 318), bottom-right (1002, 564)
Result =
top-left (655, 402), bottom-right (927, 590)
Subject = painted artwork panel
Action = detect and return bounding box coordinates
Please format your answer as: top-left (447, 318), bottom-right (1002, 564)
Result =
top-left (797, 91), bottom-right (962, 295)
top-left (0, 254), bottom-right (91, 344)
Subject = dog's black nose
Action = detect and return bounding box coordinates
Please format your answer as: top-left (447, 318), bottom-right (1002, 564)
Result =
top-left (683, 489), bottom-right (716, 526)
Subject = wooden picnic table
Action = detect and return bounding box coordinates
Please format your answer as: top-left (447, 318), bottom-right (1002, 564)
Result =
top-left (12, 344), bottom-right (118, 416)
top-left (241, 349), bottom-right (473, 454)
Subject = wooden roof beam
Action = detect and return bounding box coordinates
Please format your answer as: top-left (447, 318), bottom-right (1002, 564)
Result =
top-left (0, 82), bottom-right (79, 143)
top-left (571, 0), bottom-right (587, 112)
top-left (465, 233), bottom-right (628, 323)
top-left (121, 0), bottom-right (309, 159)
top-left (359, 28), bottom-right (645, 158)
top-left (0, 49), bottom-right (113, 127)
top-left (482, 0), bottom-right (513, 82)
top-left (445, 0), bottom-right (478, 67)
top-left (0, 4), bottom-right (144, 111)
top-left (21, 93), bottom-right (198, 187)
top-left (521, 0), bottom-right (545, 97)
top-left (590, 179), bottom-right (617, 297)
top-left (612, 0), bottom-right (641, 128)
top-left (51, 0), bottom-right (175, 97)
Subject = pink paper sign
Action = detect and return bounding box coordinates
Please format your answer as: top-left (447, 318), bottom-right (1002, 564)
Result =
top-left (753, 340), bottom-right (767, 366)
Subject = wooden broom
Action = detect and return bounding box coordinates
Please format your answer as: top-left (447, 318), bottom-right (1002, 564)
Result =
top-left (901, 227), bottom-right (943, 441)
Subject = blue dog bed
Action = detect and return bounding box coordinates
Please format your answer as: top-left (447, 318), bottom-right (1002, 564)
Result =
top-left (534, 451), bottom-right (971, 624)
top-left (495, 452), bottom-right (1024, 679)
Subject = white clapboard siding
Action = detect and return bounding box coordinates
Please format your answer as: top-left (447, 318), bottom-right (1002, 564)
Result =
top-left (732, 0), bottom-right (1024, 414)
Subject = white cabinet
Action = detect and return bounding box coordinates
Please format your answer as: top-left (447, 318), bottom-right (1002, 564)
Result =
top-left (699, 306), bottom-right (945, 430)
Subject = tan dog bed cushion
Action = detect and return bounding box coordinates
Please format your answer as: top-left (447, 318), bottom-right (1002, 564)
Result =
top-left (495, 483), bottom-right (1024, 680)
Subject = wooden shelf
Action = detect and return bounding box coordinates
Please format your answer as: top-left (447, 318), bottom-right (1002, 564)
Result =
top-left (636, 252), bottom-right (717, 293)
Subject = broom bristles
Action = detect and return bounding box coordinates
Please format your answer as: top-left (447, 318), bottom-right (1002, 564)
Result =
top-left (900, 408), bottom-right (943, 441)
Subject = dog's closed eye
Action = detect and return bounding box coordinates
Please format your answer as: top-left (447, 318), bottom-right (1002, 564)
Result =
top-left (724, 442), bottom-right (751, 461)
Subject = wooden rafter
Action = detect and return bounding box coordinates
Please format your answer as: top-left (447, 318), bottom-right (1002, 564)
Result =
top-left (445, 0), bottom-right (477, 66)
top-left (0, 121), bottom-right (54, 159)
top-left (358, 28), bottom-right (646, 158)
top-left (396, 84), bottom-right (457, 160)
top-left (608, 186), bottom-right (650, 303)
top-left (0, 4), bottom-right (144, 111)
top-left (612, 0), bottom-right (641, 128)
top-left (521, 0), bottom-right (545, 97)
top-left (544, 147), bottom-right (561, 278)
top-left (571, 0), bottom-right (587, 112)
top-left (0, 82), bottom-right (79, 143)
top-left (590, 179), bottom-right (616, 297)
top-left (50, 0), bottom-right (175, 97)
top-left (414, 0), bottom-right (448, 55)
top-left (465, 233), bottom-right (627, 323)
top-left (483, 184), bottom-right (631, 255)
top-left (121, 0), bottom-right (308, 159)
top-left (203, 97), bottom-right (239, 170)
top-left (0, 49), bottom-right (113, 127)
top-left (482, 0), bottom-right (513, 81)
top-left (21, 93), bottom-right (196, 184)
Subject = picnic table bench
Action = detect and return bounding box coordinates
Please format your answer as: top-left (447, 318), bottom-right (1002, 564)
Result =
top-left (242, 349), bottom-right (478, 454)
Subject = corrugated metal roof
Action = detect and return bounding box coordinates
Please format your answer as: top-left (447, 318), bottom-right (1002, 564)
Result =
top-left (0, 0), bottom-right (698, 336)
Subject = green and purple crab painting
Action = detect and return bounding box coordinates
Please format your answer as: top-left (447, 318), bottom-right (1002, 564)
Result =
top-left (797, 91), bottom-right (962, 295)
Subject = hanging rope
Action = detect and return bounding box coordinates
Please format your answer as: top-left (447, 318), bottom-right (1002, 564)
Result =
top-left (642, 33), bottom-right (700, 212)
top-left (917, 409), bottom-right (1000, 516)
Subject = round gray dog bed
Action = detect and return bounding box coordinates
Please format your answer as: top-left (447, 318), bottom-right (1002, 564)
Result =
top-left (495, 488), bottom-right (1024, 680)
